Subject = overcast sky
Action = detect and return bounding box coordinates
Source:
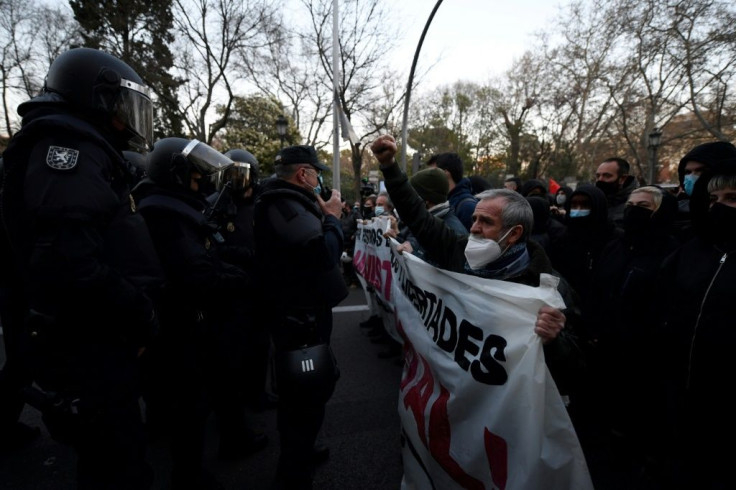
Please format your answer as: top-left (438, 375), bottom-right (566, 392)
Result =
top-left (393, 0), bottom-right (566, 89)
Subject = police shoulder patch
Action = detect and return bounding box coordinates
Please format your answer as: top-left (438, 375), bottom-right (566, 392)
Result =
top-left (46, 146), bottom-right (80, 171)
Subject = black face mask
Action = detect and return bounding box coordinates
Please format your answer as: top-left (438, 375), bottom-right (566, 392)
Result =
top-left (595, 180), bottom-right (619, 197)
top-left (362, 207), bottom-right (374, 219)
top-left (623, 205), bottom-right (654, 235)
top-left (708, 203), bottom-right (736, 250)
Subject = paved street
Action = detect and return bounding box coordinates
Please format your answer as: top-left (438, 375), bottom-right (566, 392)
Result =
top-left (0, 287), bottom-right (405, 489)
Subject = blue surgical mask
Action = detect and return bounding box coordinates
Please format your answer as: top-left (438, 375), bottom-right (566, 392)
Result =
top-left (569, 209), bottom-right (591, 218)
top-left (313, 174), bottom-right (324, 196)
top-left (683, 173), bottom-right (698, 196)
top-left (374, 206), bottom-right (385, 216)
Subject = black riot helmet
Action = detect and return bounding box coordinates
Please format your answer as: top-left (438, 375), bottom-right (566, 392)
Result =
top-left (43, 48), bottom-right (154, 152)
top-left (146, 137), bottom-right (233, 195)
top-left (220, 148), bottom-right (259, 192)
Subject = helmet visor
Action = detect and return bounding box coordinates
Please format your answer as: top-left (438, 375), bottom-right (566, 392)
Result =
top-left (218, 162), bottom-right (251, 192)
top-left (181, 139), bottom-right (234, 175)
top-left (117, 78), bottom-right (153, 152)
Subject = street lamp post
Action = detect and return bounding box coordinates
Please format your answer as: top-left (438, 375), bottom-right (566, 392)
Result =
top-left (648, 127), bottom-right (663, 185)
top-left (276, 115), bottom-right (288, 149)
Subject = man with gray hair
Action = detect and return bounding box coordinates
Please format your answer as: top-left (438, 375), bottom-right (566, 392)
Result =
top-left (370, 134), bottom-right (582, 394)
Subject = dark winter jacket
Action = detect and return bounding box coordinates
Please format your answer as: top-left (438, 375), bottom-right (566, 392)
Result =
top-left (654, 160), bottom-right (736, 486)
top-left (133, 181), bottom-right (250, 334)
top-left (253, 178), bottom-right (347, 348)
top-left (589, 192), bottom-right (679, 343)
top-left (447, 177), bottom-right (478, 232)
top-left (403, 202), bottom-right (467, 266)
top-left (1, 105), bottom-right (163, 350)
top-left (548, 184), bottom-right (622, 322)
top-left (206, 190), bottom-right (256, 269)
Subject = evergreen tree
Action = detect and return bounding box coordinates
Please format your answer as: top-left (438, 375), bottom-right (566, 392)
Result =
top-left (69, 0), bottom-right (182, 138)
top-left (218, 95), bottom-right (302, 177)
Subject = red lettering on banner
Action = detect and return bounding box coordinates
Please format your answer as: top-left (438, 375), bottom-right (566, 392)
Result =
top-left (429, 385), bottom-right (485, 490)
top-left (402, 355), bottom-right (434, 447)
top-left (484, 428), bottom-right (508, 490)
top-left (402, 351), bottom-right (488, 489)
top-left (353, 250), bottom-right (365, 275)
top-left (360, 253), bottom-right (393, 300)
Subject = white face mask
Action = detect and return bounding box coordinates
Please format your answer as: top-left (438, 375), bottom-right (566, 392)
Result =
top-left (464, 228), bottom-right (514, 270)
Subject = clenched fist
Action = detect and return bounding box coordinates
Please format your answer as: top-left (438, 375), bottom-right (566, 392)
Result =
top-left (370, 134), bottom-right (398, 166)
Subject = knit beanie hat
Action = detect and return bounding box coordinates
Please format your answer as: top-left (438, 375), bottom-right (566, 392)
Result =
top-left (410, 168), bottom-right (449, 205)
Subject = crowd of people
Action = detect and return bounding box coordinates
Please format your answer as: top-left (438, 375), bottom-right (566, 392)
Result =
top-left (1, 46), bottom-right (735, 490)
top-left (364, 134), bottom-right (736, 490)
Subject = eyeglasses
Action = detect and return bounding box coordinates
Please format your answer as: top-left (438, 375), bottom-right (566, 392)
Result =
top-left (301, 166), bottom-right (321, 177)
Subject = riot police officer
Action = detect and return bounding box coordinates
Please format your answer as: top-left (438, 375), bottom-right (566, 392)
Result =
top-left (132, 137), bottom-right (250, 489)
top-left (206, 148), bottom-right (271, 459)
top-left (0, 48), bottom-right (162, 489)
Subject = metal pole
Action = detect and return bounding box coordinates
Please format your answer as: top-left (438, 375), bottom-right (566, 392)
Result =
top-left (332, 0), bottom-right (341, 192)
top-left (651, 145), bottom-right (659, 184)
top-left (400, 0), bottom-right (444, 172)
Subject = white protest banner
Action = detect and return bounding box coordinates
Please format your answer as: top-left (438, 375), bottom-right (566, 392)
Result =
top-left (389, 243), bottom-right (592, 490)
top-left (353, 218), bottom-right (400, 342)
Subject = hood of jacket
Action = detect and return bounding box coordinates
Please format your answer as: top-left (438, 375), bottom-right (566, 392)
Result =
top-left (678, 141), bottom-right (736, 186)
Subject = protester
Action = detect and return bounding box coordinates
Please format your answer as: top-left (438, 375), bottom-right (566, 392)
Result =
top-left (550, 185), bottom-right (573, 221)
top-left (254, 145), bottom-right (347, 489)
top-left (361, 193), bottom-right (377, 219)
top-left (654, 156), bottom-right (736, 490)
top-left (468, 174), bottom-right (492, 195)
top-left (426, 152), bottom-right (478, 231)
top-left (548, 184), bottom-right (622, 322)
top-left (504, 176), bottom-right (522, 192)
top-left (339, 198), bottom-right (361, 288)
top-left (526, 195), bottom-right (565, 253)
top-left (582, 186), bottom-right (679, 483)
top-left (520, 178), bottom-right (549, 201)
top-left (594, 157), bottom-right (638, 226)
top-left (397, 167), bottom-right (469, 262)
top-left (370, 134), bottom-right (583, 395)
top-left (0, 47), bottom-right (162, 489)
top-left (672, 141), bottom-right (736, 243)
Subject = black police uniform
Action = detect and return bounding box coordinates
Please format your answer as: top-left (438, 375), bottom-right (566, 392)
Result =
top-left (133, 170), bottom-right (251, 488)
top-left (1, 104), bottom-right (163, 489)
top-left (0, 155), bottom-right (37, 447)
top-left (254, 167), bottom-right (347, 489)
top-left (206, 185), bottom-right (272, 454)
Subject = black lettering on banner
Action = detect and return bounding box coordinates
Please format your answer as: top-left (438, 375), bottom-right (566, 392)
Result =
top-left (454, 320), bottom-right (482, 371)
top-left (360, 227), bottom-right (385, 247)
top-left (396, 255), bottom-right (509, 386)
top-left (436, 305), bottom-right (457, 353)
top-left (472, 334), bottom-right (509, 385)
top-left (420, 291), bottom-right (437, 325)
top-left (426, 297), bottom-right (442, 342)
